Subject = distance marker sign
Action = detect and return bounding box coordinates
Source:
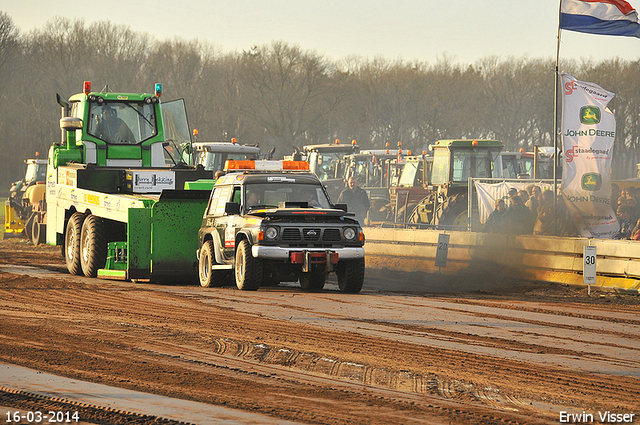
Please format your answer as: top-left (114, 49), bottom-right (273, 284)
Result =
top-left (583, 246), bottom-right (596, 285)
top-left (435, 234), bottom-right (450, 268)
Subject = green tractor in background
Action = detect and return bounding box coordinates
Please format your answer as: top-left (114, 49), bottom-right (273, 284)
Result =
top-left (409, 139), bottom-right (504, 229)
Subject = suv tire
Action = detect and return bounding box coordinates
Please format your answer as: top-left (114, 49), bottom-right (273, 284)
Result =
top-left (337, 258), bottom-right (365, 293)
top-left (199, 241), bottom-right (230, 287)
top-left (235, 239), bottom-right (262, 291)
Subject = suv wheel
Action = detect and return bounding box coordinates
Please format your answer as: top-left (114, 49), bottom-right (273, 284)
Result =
top-left (337, 258), bottom-right (365, 293)
top-left (199, 241), bottom-right (230, 287)
top-left (235, 240), bottom-right (262, 291)
top-left (299, 272), bottom-right (325, 291)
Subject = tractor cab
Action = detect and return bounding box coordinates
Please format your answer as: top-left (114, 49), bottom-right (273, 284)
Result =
top-left (54, 81), bottom-right (190, 169)
top-left (431, 139), bottom-right (504, 196)
top-left (193, 139), bottom-right (261, 171)
top-left (300, 139), bottom-right (360, 202)
top-left (408, 139), bottom-right (504, 227)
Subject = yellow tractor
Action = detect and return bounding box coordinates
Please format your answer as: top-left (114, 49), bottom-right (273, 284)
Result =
top-left (4, 157), bottom-right (48, 241)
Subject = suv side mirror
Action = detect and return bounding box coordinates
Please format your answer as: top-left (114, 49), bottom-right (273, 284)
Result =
top-left (334, 203), bottom-right (348, 212)
top-left (225, 202), bottom-right (240, 215)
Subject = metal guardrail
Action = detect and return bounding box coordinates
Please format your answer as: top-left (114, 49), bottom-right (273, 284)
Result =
top-left (363, 226), bottom-right (640, 292)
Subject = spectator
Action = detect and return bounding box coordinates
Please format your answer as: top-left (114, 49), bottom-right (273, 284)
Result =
top-left (624, 196), bottom-right (640, 225)
top-left (630, 218), bottom-right (640, 241)
top-left (611, 183), bottom-right (620, 213)
top-left (518, 189), bottom-right (529, 204)
top-left (533, 190), bottom-right (555, 235)
top-left (337, 176), bottom-right (370, 225)
top-left (507, 187), bottom-right (518, 206)
top-left (526, 185), bottom-right (541, 216)
top-left (627, 185), bottom-right (639, 203)
top-left (614, 204), bottom-right (634, 239)
top-left (503, 194), bottom-right (535, 234)
top-left (525, 184), bottom-right (535, 197)
top-left (483, 199), bottom-right (507, 233)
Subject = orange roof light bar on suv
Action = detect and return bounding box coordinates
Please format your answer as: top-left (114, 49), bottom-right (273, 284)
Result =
top-left (224, 159), bottom-right (310, 172)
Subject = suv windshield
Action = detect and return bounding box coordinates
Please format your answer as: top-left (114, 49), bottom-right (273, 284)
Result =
top-left (244, 182), bottom-right (332, 211)
top-left (87, 101), bottom-right (157, 145)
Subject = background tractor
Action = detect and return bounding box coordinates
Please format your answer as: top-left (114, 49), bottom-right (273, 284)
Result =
top-left (409, 139), bottom-right (504, 228)
top-left (4, 157), bottom-right (47, 240)
top-left (292, 140), bottom-right (359, 202)
top-left (342, 149), bottom-right (402, 222)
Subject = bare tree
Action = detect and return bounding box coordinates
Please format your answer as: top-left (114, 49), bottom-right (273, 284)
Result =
top-left (239, 41), bottom-right (340, 153)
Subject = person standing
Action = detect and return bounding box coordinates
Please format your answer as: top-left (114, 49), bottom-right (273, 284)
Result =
top-left (482, 199), bottom-right (507, 233)
top-left (337, 176), bottom-right (370, 225)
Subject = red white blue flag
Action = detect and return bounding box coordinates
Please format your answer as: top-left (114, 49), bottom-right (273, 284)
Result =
top-left (560, 0), bottom-right (640, 37)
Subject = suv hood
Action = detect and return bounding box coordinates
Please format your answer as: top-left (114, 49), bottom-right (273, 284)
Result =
top-left (249, 207), bottom-right (355, 219)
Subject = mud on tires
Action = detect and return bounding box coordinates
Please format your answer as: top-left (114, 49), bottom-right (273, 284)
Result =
top-left (235, 239), bottom-right (262, 291)
top-left (65, 212), bottom-right (85, 276)
top-left (337, 258), bottom-right (365, 293)
top-left (199, 240), bottom-right (231, 287)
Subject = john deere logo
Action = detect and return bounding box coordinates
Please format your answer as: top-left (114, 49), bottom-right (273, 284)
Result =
top-left (580, 106), bottom-right (601, 125)
top-left (581, 172), bottom-right (602, 191)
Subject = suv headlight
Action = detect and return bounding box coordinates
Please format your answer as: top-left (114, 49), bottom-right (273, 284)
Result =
top-left (343, 227), bottom-right (356, 240)
top-left (265, 226), bottom-right (278, 240)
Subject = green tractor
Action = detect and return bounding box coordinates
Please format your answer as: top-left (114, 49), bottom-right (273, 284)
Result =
top-left (409, 139), bottom-right (504, 229)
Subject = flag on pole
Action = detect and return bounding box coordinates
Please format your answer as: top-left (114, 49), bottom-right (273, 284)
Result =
top-left (560, 0), bottom-right (640, 37)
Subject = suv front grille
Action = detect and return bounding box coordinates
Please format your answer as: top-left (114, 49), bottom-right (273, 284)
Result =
top-left (322, 228), bottom-right (341, 241)
top-left (282, 228), bottom-right (301, 241)
top-left (303, 228), bottom-right (321, 241)
top-left (279, 227), bottom-right (343, 244)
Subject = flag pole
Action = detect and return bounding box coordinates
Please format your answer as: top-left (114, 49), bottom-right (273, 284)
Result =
top-left (553, 0), bottom-right (563, 235)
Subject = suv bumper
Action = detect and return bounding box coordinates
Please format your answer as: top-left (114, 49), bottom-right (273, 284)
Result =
top-left (252, 246), bottom-right (364, 261)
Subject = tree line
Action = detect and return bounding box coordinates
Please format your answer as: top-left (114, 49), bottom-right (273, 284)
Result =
top-left (1, 12), bottom-right (639, 193)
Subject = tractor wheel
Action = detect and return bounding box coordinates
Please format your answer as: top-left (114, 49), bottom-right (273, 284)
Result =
top-left (65, 212), bottom-right (85, 276)
top-left (24, 212), bottom-right (35, 242)
top-left (409, 194), bottom-right (437, 224)
top-left (337, 258), bottom-right (365, 293)
top-left (235, 239), bottom-right (262, 291)
top-left (31, 214), bottom-right (45, 246)
top-left (80, 215), bottom-right (107, 278)
top-left (299, 272), bottom-right (326, 291)
top-left (399, 203), bottom-right (417, 223)
top-left (434, 193), bottom-right (468, 228)
top-left (199, 241), bottom-right (230, 287)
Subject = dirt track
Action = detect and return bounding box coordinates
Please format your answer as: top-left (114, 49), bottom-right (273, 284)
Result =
top-left (0, 239), bottom-right (639, 424)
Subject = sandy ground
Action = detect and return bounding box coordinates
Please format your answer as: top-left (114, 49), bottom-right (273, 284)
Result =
top-left (0, 238), bottom-right (639, 424)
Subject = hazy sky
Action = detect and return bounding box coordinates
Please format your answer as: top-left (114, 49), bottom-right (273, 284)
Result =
top-left (3, 0), bottom-right (639, 65)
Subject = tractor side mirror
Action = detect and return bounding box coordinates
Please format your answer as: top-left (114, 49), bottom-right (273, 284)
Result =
top-left (59, 117), bottom-right (83, 131)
